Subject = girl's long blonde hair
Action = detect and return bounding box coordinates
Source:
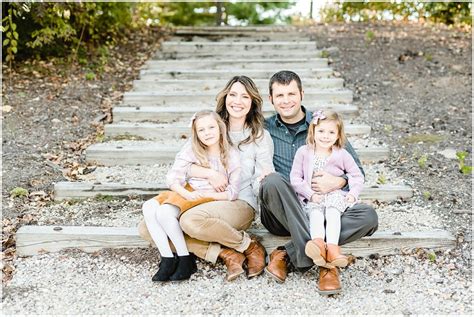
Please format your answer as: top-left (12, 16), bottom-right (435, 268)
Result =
top-left (190, 110), bottom-right (230, 169)
top-left (215, 76), bottom-right (265, 149)
top-left (307, 110), bottom-right (346, 149)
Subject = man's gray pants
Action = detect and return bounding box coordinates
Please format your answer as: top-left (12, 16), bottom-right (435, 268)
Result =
top-left (259, 173), bottom-right (378, 270)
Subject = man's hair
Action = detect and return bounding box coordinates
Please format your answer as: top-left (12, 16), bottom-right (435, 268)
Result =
top-left (269, 70), bottom-right (303, 96)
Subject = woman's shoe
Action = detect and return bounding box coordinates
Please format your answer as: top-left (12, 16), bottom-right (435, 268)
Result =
top-left (152, 255), bottom-right (178, 282)
top-left (305, 238), bottom-right (333, 268)
top-left (326, 244), bottom-right (348, 268)
top-left (169, 255), bottom-right (196, 282)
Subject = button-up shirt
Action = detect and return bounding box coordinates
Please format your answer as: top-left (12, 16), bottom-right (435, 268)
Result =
top-left (264, 106), bottom-right (364, 184)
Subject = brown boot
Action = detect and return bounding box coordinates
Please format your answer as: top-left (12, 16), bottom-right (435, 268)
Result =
top-left (326, 244), bottom-right (348, 268)
top-left (219, 248), bottom-right (246, 281)
top-left (305, 238), bottom-right (333, 268)
top-left (318, 267), bottom-right (342, 295)
top-left (264, 249), bottom-right (288, 283)
top-left (243, 240), bottom-right (266, 278)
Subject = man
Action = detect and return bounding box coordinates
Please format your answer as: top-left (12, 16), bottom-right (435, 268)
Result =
top-left (260, 70), bottom-right (378, 295)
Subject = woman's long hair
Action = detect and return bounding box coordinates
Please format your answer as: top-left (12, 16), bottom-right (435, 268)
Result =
top-left (215, 76), bottom-right (265, 149)
top-left (190, 110), bottom-right (230, 169)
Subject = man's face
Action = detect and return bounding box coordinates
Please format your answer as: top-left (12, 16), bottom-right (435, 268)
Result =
top-left (269, 80), bottom-right (304, 124)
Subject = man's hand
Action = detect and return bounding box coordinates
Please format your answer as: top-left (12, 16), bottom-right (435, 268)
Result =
top-left (208, 170), bottom-right (228, 192)
top-left (311, 171), bottom-right (346, 194)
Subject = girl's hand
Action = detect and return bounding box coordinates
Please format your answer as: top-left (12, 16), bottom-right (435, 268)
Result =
top-left (208, 170), bottom-right (228, 192)
top-left (311, 193), bottom-right (323, 203)
top-left (345, 194), bottom-right (356, 203)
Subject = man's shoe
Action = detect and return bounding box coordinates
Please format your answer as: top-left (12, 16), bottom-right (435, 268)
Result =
top-left (219, 248), bottom-right (246, 281)
top-left (318, 267), bottom-right (342, 295)
top-left (326, 244), bottom-right (348, 268)
top-left (264, 249), bottom-right (288, 283)
top-left (305, 238), bottom-right (333, 268)
top-left (243, 240), bottom-right (266, 278)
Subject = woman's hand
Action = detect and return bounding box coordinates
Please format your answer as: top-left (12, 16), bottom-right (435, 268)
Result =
top-left (182, 191), bottom-right (205, 201)
top-left (208, 170), bottom-right (228, 192)
top-left (257, 168), bottom-right (273, 182)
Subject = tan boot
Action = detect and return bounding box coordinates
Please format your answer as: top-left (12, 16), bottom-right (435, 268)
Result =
top-left (243, 240), bottom-right (266, 278)
top-left (318, 267), bottom-right (342, 296)
top-left (218, 248), bottom-right (246, 281)
top-left (305, 238), bottom-right (333, 268)
top-left (264, 249), bottom-right (288, 283)
top-left (326, 244), bottom-right (348, 268)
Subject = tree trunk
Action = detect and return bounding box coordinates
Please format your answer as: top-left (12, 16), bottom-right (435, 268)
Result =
top-left (215, 1), bottom-right (223, 26)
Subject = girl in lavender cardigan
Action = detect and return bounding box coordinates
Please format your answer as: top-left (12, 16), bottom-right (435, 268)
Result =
top-left (290, 110), bottom-right (364, 269)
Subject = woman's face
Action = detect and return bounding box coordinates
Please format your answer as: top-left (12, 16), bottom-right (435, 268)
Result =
top-left (225, 82), bottom-right (252, 121)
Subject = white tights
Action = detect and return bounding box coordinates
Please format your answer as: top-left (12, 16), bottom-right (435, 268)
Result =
top-left (142, 198), bottom-right (189, 257)
top-left (308, 206), bottom-right (341, 245)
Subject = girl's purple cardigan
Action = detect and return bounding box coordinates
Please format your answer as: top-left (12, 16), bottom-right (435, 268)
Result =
top-left (290, 145), bottom-right (364, 203)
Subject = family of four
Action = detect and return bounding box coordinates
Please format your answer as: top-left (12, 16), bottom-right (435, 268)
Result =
top-left (138, 70), bottom-right (378, 295)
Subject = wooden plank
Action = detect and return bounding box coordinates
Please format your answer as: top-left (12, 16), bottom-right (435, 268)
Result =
top-left (112, 104), bottom-right (360, 122)
top-left (154, 50), bottom-right (323, 60)
top-left (122, 89), bottom-right (353, 105)
top-left (144, 59), bottom-right (328, 70)
top-left (160, 41), bottom-right (317, 52)
top-left (53, 181), bottom-right (412, 202)
top-left (85, 143), bottom-right (389, 166)
top-left (104, 123), bottom-right (371, 139)
top-left (132, 78), bottom-right (345, 92)
top-left (16, 225), bottom-right (456, 258)
top-left (139, 68), bottom-right (334, 80)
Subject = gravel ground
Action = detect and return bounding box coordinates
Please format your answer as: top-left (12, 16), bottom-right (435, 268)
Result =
top-left (2, 248), bottom-right (471, 315)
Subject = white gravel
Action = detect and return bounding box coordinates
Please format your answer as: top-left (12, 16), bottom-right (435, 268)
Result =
top-left (2, 248), bottom-right (471, 315)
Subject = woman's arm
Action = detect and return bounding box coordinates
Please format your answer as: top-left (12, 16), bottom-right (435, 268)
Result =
top-left (251, 130), bottom-right (275, 196)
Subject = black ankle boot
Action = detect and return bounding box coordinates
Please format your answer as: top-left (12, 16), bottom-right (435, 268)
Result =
top-left (190, 253), bottom-right (198, 274)
top-left (152, 255), bottom-right (178, 282)
top-left (169, 255), bottom-right (196, 281)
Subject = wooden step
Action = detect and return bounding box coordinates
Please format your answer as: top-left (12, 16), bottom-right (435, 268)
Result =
top-left (139, 68), bottom-right (334, 80)
top-left (105, 122), bottom-right (370, 140)
top-left (85, 143), bottom-right (389, 166)
top-left (53, 181), bottom-right (412, 202)
top-left (144, 58), bottom-right (328, 70)
top-left (160, 41), bottom-right (317, 52)
top-left (112, 104), bottom-right (360, 122)
top-left (154, 50), bottom-right (324, 60)
top-left (16, 225), bottom-right (456, 258)
top-left (132, 78), bottom-right (345, 92)
top-left (122, 89), bottom-right (353, 105)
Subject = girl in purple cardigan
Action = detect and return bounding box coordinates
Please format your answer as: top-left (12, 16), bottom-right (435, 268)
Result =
top-left (290, 110), bottom-right (364, 269)
top-left (142, 110), bottom-right (240, 282)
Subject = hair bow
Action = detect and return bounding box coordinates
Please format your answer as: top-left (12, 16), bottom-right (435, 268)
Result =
top-left (188, 112), bottom-right (197, 128)
top-left (312, 110), bottom-right (326, 125)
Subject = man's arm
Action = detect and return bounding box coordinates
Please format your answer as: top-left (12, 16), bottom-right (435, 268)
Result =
top-left (311, 140), bottom-right (364, 194)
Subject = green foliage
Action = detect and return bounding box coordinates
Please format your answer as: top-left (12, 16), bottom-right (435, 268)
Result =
top-left (427, 251), bottom-right (436, 263)
top-left (10, 187), bottom-right (29, 198)
top-left (456, 151), bottom-right (472, 174)
top-left (418, 154), bottom-right (428, 169)
top-left (320, 50), bottom-right (329, 58)
top-left (423, 191), bottom-right (431, 200)
top-left (365, 30), bottom-right (375, 43)
top-left (85, 72), bottom-right (96, 80)
top-left (376, 173), bottom-right (387, 185)
top-left (320, 1), bottom-right (471, 26)
top-left (1, 1), bottom-right (295, 64)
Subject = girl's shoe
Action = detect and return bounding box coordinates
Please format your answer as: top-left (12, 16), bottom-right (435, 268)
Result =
top-left (169, 255), bottom-right (196, 282)
top-left (152, 255), bottom-right (178, 282)
top-left (326, 244), bottom-right (348, 268)
top-left (305, 238), bottom-right (333, 268)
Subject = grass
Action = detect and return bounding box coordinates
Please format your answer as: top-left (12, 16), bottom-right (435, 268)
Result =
top-left (402, 134), bottom-right (444, 144)
top-left (110, 134), bottom-right (146, 141)
top-left (10, 187), bottom-right (28, 198)
top-left (418, 155), bottom-right (428, 169)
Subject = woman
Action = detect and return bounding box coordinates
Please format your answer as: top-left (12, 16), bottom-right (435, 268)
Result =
top-left (139, 76), bottom-right (274, 281)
